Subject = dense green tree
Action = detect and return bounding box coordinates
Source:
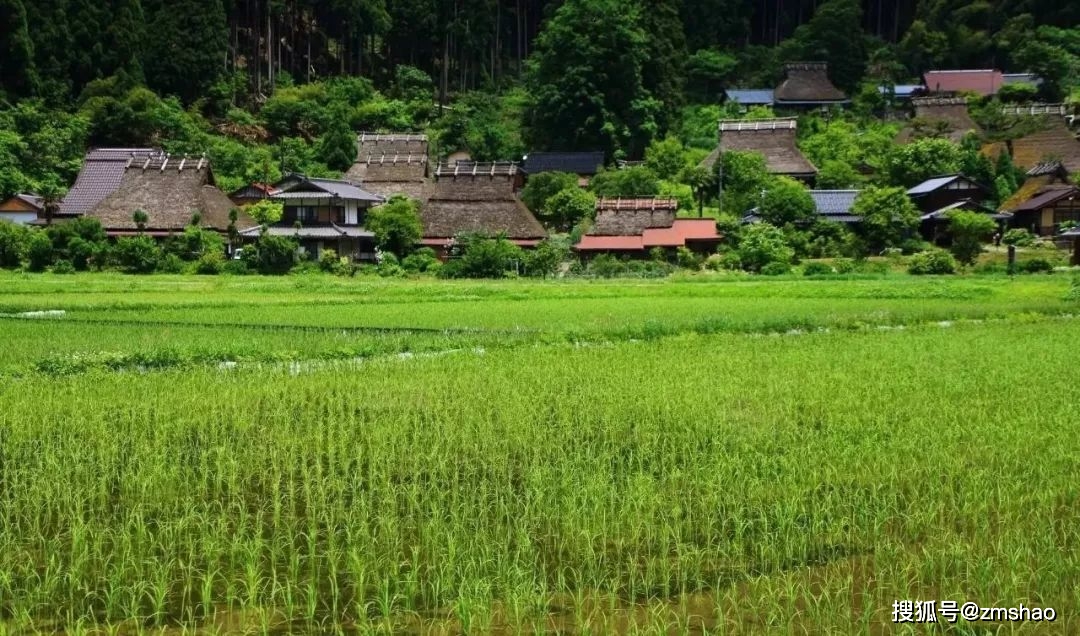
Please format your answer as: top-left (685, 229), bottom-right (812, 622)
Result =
top-left (644, 137), bottom-right (689, 181)
top-left (524, 0), bottom-right (658, 159)
top-left (589, 166), bottom-right (661, 198)
top-left (367, 196), bottom-right (423, 258)
top-left (947, 210), bottom-right (996, 265)
top-left (543, 188), bottom-right (596, 233)
top-left (681, 0), bottom-right (751, 52)
top-left (758, 177), bottom-right (815, 226)
top-left (316, 107), bottom-right (358, 172)
top-left (637, 0), bottom-right (687, 134)
top-left (788, 0), bottom-right (866, 92)
top-left (851, 186), bottom-right (921, 251)
top-left (521, 172), bottom-right (579, 215)
top-left (737, 222), bottom-right (794, 272)
top-left (143, 0), bottom-right (228, 102)
top-left (886, 138), bottom-right (964, 188)
top-left (67, 0), bottom-right (146, 92)
top-left (684, 49), bottom-right (738, 102)
top-left (0, 219), bottom-right (28, 268)
top-left (0, 0), bottom-right (38, 99)
top-left (718, 150), bottom-right (771, 215)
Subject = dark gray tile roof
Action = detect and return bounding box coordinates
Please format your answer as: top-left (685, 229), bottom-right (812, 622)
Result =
top-left (59, 148), bottom-right (162, 216)
top-left (809, 190), bottom-right (860, 216)
top-left (725, 89), bottom-right (775, 105)
top-left (272, 177), bottom-right (383, 203)
top-left (522, 152), bottom-right (605, 175)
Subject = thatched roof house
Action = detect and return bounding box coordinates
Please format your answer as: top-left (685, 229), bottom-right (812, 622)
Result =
top-left (699, 118), bottom-right (818, 181)
top-left (420, 162), bottom-right (546, 251)
top-left (774, 63), bottom-right (848, 106)
top-left (981, 107), bottom-right (1080, 174)
top-left (1000, 161), bottom-right (1072, 212)
top-left (897, 97), bottom-right (981, 144)
top-left (592, 198), bottom-right (678, 236)
top-left (575, 198), bottom-right (720, 255)
top-left (344, 132), bottom-right (430, 201)
top-left (58, 148), bottom-right (162, 219)
top-left (85, 154), bottom-right (257, 236)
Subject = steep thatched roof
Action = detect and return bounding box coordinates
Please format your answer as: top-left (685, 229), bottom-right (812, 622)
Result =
top-left (59, 148), bottom-right (162, 217)
top-left (420, 170), bottom-right (544, 240)
top-left (982, 115), bottom-right (1080, 174)
top-left (897, 97), bottom-right (980, 144)
top-left (774, 63), bottom-right (847, 104)
top-left (356, 132), bottom-right (428, 158)
top-left (86, 155), bottom-right (256, 232)
top-left (346, 133), bottom-right (431, 202)
top-left (699, 118), bottom-right (817, 178)
top-left (590, 198), bottom-right (678, 236)
top-left (1000, 162), bottom-right (1071, 212)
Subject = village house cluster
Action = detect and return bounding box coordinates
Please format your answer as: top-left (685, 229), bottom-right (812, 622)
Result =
top-left (2, 63), bottom-right (1079, 263)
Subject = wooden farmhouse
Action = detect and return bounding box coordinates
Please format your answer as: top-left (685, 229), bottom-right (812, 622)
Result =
top-left (84, 154), bottom-right (257, 238)
top-left (700, 118), bottom-right (818, 184)
top-left (240, 175), bottom-right (384, 261)
top-left (906, 174), bottom-right (1008, 242)
top-left (419, 162), bottom-right (546, 257)
top-left (0, 194), bottom-right (44, 225)
top-left (1005, 185), bottom-right (1080, 236)
top-left (574, 198), bottom-right (720, 258)
top-left (897, 97), bottom-right (981, 144)
top-left (345, 132), bottom-right (431, 201)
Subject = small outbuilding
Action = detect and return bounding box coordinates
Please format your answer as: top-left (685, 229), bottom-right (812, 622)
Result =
top-left (0, 194), bottom-right (44, 225)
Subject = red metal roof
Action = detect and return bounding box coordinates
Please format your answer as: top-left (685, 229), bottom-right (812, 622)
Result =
top-left (575, 235), bottom-right (645, 251)
top-left (641, 219), bottom-right (720, 247)
top-left (923, 70), bottom-right (1004, 96)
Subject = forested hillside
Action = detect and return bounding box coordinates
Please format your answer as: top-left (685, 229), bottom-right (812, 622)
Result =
top-left (1, 0), bottom-right (1078, 198)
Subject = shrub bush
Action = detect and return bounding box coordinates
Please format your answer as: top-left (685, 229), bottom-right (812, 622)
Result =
top-left (833, 258), bottom-right (857, 274)
top-left (221, 259), bottom-right (250, 275)
top-left (50, 259), bottom-right (75, 274)
top-left (908, 249), bottom-right (957, 275)
top-left (402, 247), bottom-right (441, 273)
top-left (195, 251), bottom-right (224, 275)
top-left (676, 246), bottom-right (703, 270)
top-left (1002, 229), bottom-right (1035, 247)
top-left (157, 253), bottom-right (187, 274)
top-left (1019, 258), bottom-right (1054, 274)
top-left (587, 254), bottom-right (624, 279)
top-left (318, 248), bottom-right (339, 272)
top-left (25, 231), bottom-right (54, 272)
top-left (761, 261), bottom-right (792, 276)
top-left (802, 262), bottom-right (835, 276)
top-left (115, 236), bottom-right (161, 274)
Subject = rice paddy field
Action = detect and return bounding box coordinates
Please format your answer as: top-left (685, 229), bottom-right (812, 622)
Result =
top-left (2, 271), bottom-right (1080, 635)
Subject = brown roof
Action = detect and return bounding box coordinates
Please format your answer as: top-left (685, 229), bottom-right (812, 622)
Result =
top-left (700, 118), bottom-right (817, 177)
top-left (86, 155), bottom-right (257, 232)
top-left (591, 198), bottom-right (678, 236)
top-left (1010, 185), bottom-right (1079, 213)
top-left (982, 117), bottom-right (1080, 174)
top-left (897, 97), bottom-right (980, 144)
top-left (1000, 164), bottom-right (1072, 212)
top-left (923, 69), bottom-right (1004, 96)
top-left (420, 172), bottom-right (544, 240)
top-left (345, 153), bottom-right (430, 202)
top-left (59, 148), bottom-right (162, 216)
top-left (774, 62), bottom-right (847, 104)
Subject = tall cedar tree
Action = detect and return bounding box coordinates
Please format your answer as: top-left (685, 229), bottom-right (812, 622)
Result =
top-left (637, 0), bottom-right (688, 135)
top-left (525, 0), bottom-right (657, 160)
top-left (681, 0), bottom-right (752, 51)
top-left (66, 0), bottom-right (146, 93)
top-left (0, 0), bottom-right (38, 98)
top-left (789, 0), bottom-right (866, 92)
top-left (143, 0), bottom-right (228, 102)
top-left (26, 0), bottom-right (71, 102)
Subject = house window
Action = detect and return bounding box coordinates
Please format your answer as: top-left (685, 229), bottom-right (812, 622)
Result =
top-left (332, 206), bottom-right (346, 224)
top-left (1054, 209), bottom-right (1080, 226)
top-left (292, 206), bottom-right (316, 223)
